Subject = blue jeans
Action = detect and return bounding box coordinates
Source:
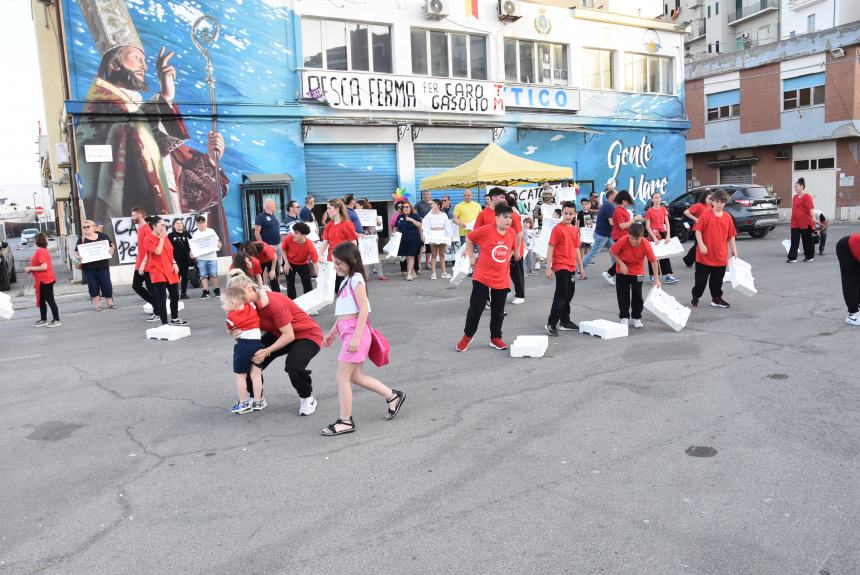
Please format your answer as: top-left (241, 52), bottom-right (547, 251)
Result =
top-left (581, 233), bottom-right (613, 268)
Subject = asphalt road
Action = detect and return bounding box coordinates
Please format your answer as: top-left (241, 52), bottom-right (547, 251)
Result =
top-left (1, 224), bottom-right (858, 575)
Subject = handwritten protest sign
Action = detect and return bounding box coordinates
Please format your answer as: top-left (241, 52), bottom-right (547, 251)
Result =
top-left (111, 213), bottom-right (204, 265)
top-left (77, 240), bottom-right (111, 264)
top-left (190, 233), bottom-right (220, 258)
top-left (355, 209), bottom-right (378, 228)
top-left (359, 235), bottom-right (379, 265)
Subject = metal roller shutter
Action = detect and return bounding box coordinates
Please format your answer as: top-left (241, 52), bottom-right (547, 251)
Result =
top-left (304, 144), bottom-right (398, 202)
top-left (719, 164), bottom-right (753, 184)
top-left (414, 144), bottom-right (487, 205)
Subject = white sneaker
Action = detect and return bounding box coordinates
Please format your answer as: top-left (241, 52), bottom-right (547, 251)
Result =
top-left (431, 273), bottom-right (437, 280)
top-left (299, 396), bottom-right (317, 416)
top-left (309, 309), bottom-right (319, 316)
top-left (511, 297), bottom-right (525, 305)
top-left (632, 319), bottom-right (643, 329)
top-left (620, 318), bottom-right (629, 326)
top-left (441, 272), bottom-right (452, 279)
top-left (602, 271), bottom-right (616, 286)
top-left (846, 313), bottom-right (860, 326)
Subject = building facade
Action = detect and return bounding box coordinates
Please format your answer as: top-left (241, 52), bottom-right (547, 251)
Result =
top-left (42, 0), bottom-right (690, 252)
top-left (685, 21), bottom-right (860, 220)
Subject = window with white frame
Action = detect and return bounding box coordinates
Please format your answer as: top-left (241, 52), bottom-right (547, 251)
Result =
top-left (581, 48), bottom-right (614, 90)
top-left (783, 73), bottom-right (825, 110)
top-left (504, 38), bottom-right (568, 85)
top-left (302, 18), bottom-right (392, 73)
top-left (706, 89), bottom-right (740, 121)
top-left (410, 29), bottom-right (488, 80)
top-left (623, 53), bottom-right (673, 94)
top-left (794, 157), bottom-right (835, 171)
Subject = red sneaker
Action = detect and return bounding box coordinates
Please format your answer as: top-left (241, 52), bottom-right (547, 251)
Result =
top-left (455, 335), bottom-right (472, 352)
top-left (489, 337), bottom-right (507, 350)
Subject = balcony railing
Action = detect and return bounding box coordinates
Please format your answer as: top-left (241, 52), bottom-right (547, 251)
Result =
top-left (728, 0), bottom-right (779, 25)
top-left (690, 17), bottom-right (706, 39)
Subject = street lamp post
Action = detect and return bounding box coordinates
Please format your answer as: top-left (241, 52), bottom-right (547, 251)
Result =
top-left (33, 192), bottom-right (41, 232)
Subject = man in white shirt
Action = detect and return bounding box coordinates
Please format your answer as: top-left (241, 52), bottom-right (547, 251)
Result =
top-left (192, 215), bottom-right (221, 299)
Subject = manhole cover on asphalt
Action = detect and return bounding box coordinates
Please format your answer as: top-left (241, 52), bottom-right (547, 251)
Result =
top-left (685, 446), bottom-right (718, 458)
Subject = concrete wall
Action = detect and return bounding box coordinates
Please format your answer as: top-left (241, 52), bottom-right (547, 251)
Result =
top-left (740, 62), bottom-right (782, 133)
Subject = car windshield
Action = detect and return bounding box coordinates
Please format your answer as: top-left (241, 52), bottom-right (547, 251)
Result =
top-left (737, 186), bottom-right (772, 200)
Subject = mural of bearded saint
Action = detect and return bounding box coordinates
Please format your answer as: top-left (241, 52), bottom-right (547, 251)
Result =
top-left (76, 0), bottom-right (227, 225)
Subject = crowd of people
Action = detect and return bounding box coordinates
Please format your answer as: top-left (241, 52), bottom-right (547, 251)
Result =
top-left (19, 180), bottom-right (860, 436)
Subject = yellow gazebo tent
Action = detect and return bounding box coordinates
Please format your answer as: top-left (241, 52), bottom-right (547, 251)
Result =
top-left (419, 142), bottom-right (573, 190)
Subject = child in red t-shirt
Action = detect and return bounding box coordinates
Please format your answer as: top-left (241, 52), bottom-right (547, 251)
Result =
top-left (281, 221), bottom-right (320, 300)
top-left (836, 234), bottom-right (860, 325)
top-left (24, 233), bottom-right (61, 327)
top-left (545, 201), bottom-right (583, 336)
top-left (610, 223), bottom-right (658, 328)
top-left (603, 190), bottom-right (643, 284)
top-left (682, 193), bottom-right (713, 267)
top-left (456, 203), bottom-right (516, 352)
top-left (230, 251), bottom-right (264, 288)
top-left (691, 189), bottom-right (738, 308)
top-left (645, 191), bottom-right (679, 285)
top-left (222, 285), bottom-right (265, 414)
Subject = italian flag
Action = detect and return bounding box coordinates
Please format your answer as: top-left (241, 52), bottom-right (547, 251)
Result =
top-left (466, 0), bottom-right (478, 18)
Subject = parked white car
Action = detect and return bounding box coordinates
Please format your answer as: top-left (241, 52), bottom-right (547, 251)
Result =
top-left (20, 228), bottom-right (39, 245)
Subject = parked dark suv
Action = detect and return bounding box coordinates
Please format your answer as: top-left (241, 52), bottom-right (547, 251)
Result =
top-left (0, 240), bottom-right (16, 291)
top-left (667, 185), bottom-right (780, 241)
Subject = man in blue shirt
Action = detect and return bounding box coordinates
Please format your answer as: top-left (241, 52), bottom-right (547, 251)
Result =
top-left (580, 187), bottom-right (617, 270)
top-left (300, 195), bottom-right (315, 223)
top-left (343, 194), bottom-right (364, 235)
top-left (279, 200), bottom-right (300, 237)
top-left (254, 198), bottom-right (282, 292)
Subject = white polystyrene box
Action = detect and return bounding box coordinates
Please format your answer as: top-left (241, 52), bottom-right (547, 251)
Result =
top-left (449, 243), bottom-right (470, 286)
top-left (728, 257), bottom-right (757, 297)
top-left (510, 335), bottom-right (548, 358)
top-left (650, 237), bottom-right (685, 259)
top-left (0, 302), bottom-right (13, 320)
top-left (143, 301), bottom-right (185, 315)
top-left (146, 324), bottom-right (191, 341)
top-left (294, 290), bottom-right (329, 314)
top-left (579, 319), bottom-right (628, 340)
top-left (782, 239), bottom-right (790, 253)
top-left (644, 287), bottom-right (690, 332)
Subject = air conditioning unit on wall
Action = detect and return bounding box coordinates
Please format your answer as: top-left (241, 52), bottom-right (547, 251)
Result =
top-left (425, 0), bottom-right (449, 20)
top-left (498, 0), bottom-right (522, 22)
top-left (775, 149), bottom-right (790, 159)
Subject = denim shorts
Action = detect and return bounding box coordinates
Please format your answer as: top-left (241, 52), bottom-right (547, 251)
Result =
top-left (233, 339), bottom-right (264, 374)
top-left (198, 259), bottom-right (218, 279)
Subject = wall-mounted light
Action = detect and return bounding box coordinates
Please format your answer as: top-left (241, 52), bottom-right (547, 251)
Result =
top-left (830, 47), bottom-right (845, 58)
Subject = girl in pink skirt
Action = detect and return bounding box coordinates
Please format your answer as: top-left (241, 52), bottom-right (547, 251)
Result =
top-left (321, 242), bottom-right (405, 436)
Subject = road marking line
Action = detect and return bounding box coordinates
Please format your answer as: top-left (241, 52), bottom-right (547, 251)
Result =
top-left (0, 354), bottom-right (44, 363)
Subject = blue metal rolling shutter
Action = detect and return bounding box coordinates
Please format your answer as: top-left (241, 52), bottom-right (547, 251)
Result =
top-left (304, 144), bottom-right (398, 202)
top-left (414, 144), bottom-right (487, 205)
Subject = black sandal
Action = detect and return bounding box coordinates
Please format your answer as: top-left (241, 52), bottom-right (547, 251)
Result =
top-left (385, 390), bottom-right (406, 420)
top-left (321, 417), bottom-right (355, 436)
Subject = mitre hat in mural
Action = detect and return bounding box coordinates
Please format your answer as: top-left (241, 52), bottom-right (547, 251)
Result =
top-left (79, 0), bottom-right (143, 56)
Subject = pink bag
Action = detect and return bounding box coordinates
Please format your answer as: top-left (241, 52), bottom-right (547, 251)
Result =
top-left (345, 277), bottom-right (390, 367)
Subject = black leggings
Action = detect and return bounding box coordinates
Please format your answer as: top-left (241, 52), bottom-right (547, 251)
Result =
top-left (692, 263), bottom-right (726, 301)
top-left (836, 236), bottom-right (860, 314)
top-left (132, 271), bottom-right (154, 306)
top-left (648, 230), bottom-right (673, 276)
top-left (548, 269), bottom-right (576, 327)
top-left (39, 281), bottom-right (59, 321)
top-left (510, 257), bottom-right (525, 298)
top-left (615, 273), bottom-right (643, 319)
top-left (286, 263), bottom-right (313, 299)
top-left (788, 227), bottom-right (814, 261)
top-left (261, 260), bottom-right (280, 292)
top-left (176, 260), bottom-right (189, 295)
top-left (248, 336), bottom-right (321, 398)
top-left (464, 280), bottom-right (507, 339)
top-left (152, 282), bottom-right (179, 324)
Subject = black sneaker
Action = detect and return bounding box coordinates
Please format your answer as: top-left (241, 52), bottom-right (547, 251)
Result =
top-left (545, 324), bottom-right (559, 337)
top-left (786, 259), bottom-right (797, 263)
top-left (691, 298), bottom-right (699, 307)
top-left (803, 257), bottom-right (814, 263)
top-left (180, 293), bottom-right (189, 300)
top-left (710, 298), bottom-right (730, 308)
top-left (200, 290), bottom-right (210, 299)
top-left (213, 288), bottom-right (221, 297)
top-left (170, 318), bottom-right (189, 326)
top-left (558, 321), bottom-right (579, 331)
top-left (146, 313), bottom-right (160, 322)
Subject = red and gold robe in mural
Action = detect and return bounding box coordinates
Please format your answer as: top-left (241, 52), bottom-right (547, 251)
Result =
top-left (77, 77), bottom-right (227, 223)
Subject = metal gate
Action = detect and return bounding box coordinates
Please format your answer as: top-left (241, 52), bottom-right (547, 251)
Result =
top-left (413, 144), bottom-right (487, 205)
top-left (304, 144), bottom-right (398, 202)
top-left (719, 164), bottom-right (753, 184)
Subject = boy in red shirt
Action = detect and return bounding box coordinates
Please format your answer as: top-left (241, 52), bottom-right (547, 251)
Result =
top-left (682, 193), bottom-right (712, 267)
top-left (281, 222), bottom-right (319, 299)
top-left (836, 234), bottom-right (860, 325)
top-left (545, 201), bottom-right (583, 337)
top-left (222, 285), bottom-right (265, 414)
top-left (691, 189), bottom-right (738, 308)
top-left (456, 203), bottom-right (516, 352)
top-left (610, 223), bottom-right (658, 328)
top-left (603, 190), bottom-right (643, 285)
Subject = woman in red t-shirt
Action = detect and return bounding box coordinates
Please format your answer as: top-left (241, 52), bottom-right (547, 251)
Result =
top-left (836, 233), bottom-right (860, 325)
top-left (144, 217), bottom-right (186, 326)
top-left (320, 199), bottom-right (358, 292)
top-left (230, 252), bottom-right (264, 287)
top-left (787, 177), bottom-right (816, 263)
top-left (24, 233), bottom-right (61, 327)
